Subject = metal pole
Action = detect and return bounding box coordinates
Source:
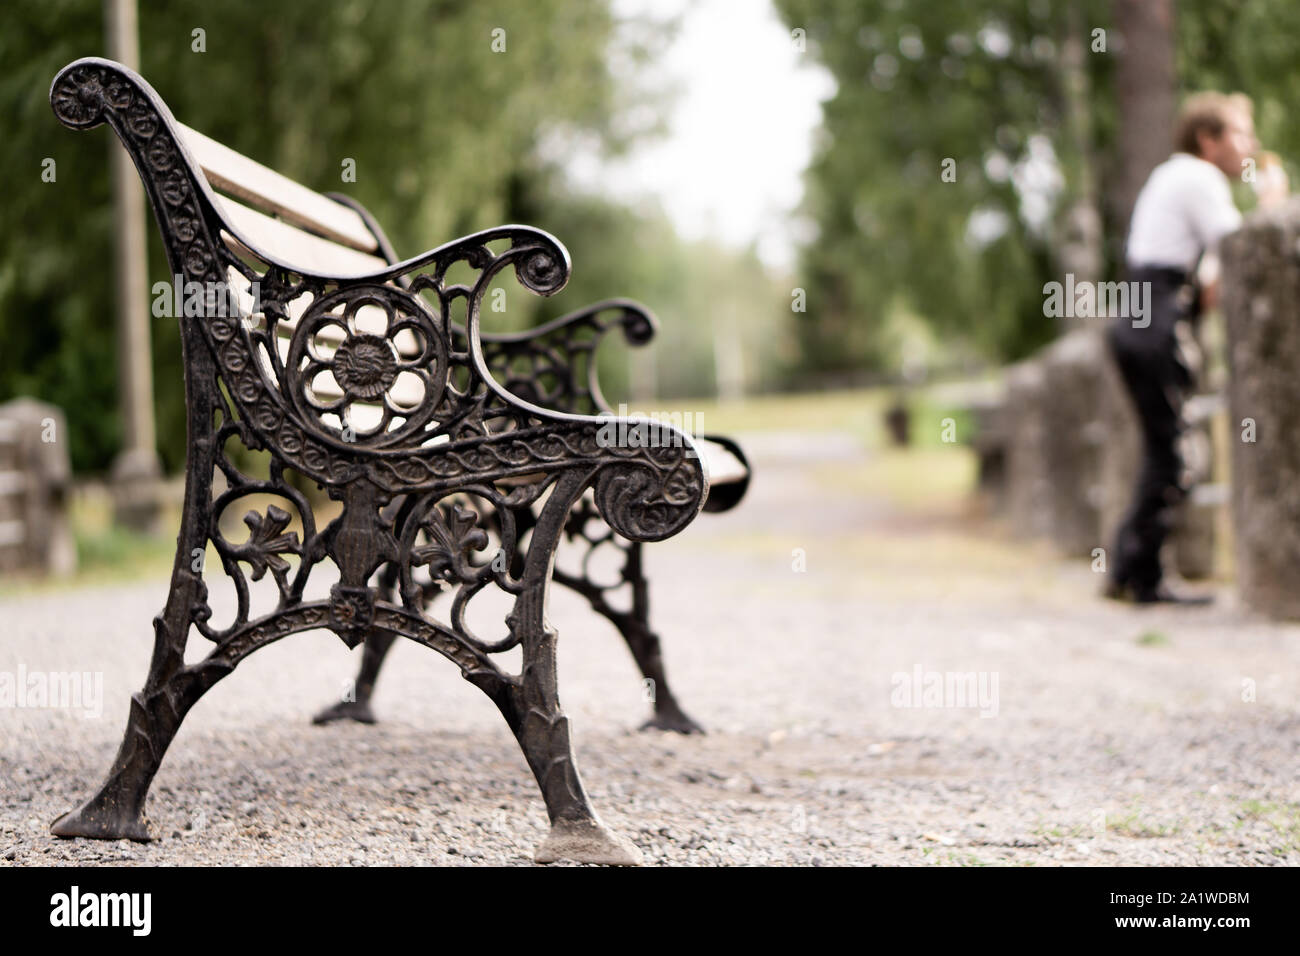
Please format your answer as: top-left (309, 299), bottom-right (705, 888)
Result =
top-left (105, 0), bottom-right (162, 531)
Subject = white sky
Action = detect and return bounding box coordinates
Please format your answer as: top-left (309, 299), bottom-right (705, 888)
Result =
top-left (563, 0), bottom-right (834, 272)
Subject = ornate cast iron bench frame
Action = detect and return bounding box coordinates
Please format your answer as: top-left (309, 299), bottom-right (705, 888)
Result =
top-left (310, 218), bottom-right (751, 737)
top-left (48, 57), bottom-right (748, 865)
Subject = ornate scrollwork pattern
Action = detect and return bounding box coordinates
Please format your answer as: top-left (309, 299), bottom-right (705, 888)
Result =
top-left (49, 55), bottom-right (707, 673)
top-left (412, 502), bottom-right (490, 585)
top-left (285, 284), bottom-right (449, 446)
top-left (475, 300), bottom-right (658, 416)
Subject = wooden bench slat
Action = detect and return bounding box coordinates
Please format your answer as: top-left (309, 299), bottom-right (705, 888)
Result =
top-left (216, 196), bottom-right (390, 277)
top-left (179, 123), bottom-right (379, 254)
top-left (698, 439), bottom-right (746, 486)
top-left (493, 441), bottom-right (745, 492)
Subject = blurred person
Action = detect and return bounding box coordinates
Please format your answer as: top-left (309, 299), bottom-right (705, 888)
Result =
top-left (1105, 92), bottom-right (1282, 604)
top-left (1195, 151), bottom-right (1290, 297)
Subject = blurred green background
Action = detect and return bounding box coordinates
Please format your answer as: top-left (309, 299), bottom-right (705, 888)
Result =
top-left (3, 0), bottom-right (1297, 477)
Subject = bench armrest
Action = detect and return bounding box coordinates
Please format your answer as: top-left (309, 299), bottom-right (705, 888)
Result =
top-left (477, 299), bottom-right (657, 416)
top-left (325, 192), bottom-right (658, 420)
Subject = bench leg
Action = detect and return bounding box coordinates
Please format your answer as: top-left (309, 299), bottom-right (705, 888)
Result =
top-left (491, 477), bottom-right (641, 865)
top-left (620, 542), bottom-right (703, 734)
top-left (505, 590), bottom-right (642, 865)
top-left (310, 628), bottom-right (396, 725)
top-left (315, 509), bottom-right (701, 736)
top-left (623, 621), bottom-right (702, 735)
top-left (555, 540), bottom-right (703, 734)
top-left (51, 616), bottom-right (220, 841)
top-left (312, 567), bottom-right (401, 725)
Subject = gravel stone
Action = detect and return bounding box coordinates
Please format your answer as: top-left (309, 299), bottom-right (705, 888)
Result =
top-left (3, 433), bottom-right (1298, 865)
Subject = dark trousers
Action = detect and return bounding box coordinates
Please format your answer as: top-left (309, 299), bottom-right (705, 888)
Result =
top-left (1106, 268), bottom-right (1195, 594)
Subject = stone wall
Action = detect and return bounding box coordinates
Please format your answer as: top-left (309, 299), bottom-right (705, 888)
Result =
top-left (1220, 199), bottom-right (1300, 618)
top-left (1003, 359), bottom-right (1053, 540)
top-left (0, 398), bottom-right (76, 577)
top-left (998, 325), bottom-right (1220, 578)
top-left (1039, 330), bottom-right (1109, 557)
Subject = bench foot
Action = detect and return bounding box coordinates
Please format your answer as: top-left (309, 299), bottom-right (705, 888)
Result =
top-left (311, 699), bottom-right (377, 725)
top-left (51, 796), bottom-right (152, 842)
top-left (51, 646), bottom-right (210, 845)
top-left (640, 706), bottom-right (704, 735)
top-left (616, 609), bottom-right (704, 734)
top-left (534, 817), bottom-right (643, 866)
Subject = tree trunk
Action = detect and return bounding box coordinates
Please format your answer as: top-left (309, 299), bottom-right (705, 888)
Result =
top-left (1112, 0), bottom-right (1177, 247)
top-left (1055, 6), bottom-right (1103, 334)
top-left (106, 0), bottom-right (163, 532)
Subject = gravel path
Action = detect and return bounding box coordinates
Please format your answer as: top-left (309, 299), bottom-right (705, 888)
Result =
top-left (3, 433), bottom-right (1299, 866)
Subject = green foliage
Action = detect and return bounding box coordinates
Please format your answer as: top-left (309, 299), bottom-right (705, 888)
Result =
top-left (0, 0), bottom-right (121, 472)
top-left (1176, 0), bottom-right (1300, 174)
top-left (775, 0), bottom-right (1300, 382)
top-left (775, 0), bottom-right (1114, 377)
top-left (0, 0), bottom-right (647, 471)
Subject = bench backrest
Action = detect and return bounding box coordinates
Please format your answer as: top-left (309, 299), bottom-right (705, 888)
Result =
top-left (179, 123), bottom-right (388, 273)
top-left (178, 124), bottom-right (624, 420)
top-left (176, 111), bottom-right (740, 502)
top-left (173, 124), bottom-right (435, 414)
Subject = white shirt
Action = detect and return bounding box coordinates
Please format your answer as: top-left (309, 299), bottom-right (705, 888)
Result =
top-left (1126, 152), bottom-right (1243, 271)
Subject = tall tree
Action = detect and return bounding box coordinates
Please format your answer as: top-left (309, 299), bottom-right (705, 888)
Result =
top-left (1112, 0), bottom-right (1176, 244)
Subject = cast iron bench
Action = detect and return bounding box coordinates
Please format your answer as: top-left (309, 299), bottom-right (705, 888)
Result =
top-left (48, 57), bottom-right (749, 865)
top-left (312, 307), bottom-right (750, 735)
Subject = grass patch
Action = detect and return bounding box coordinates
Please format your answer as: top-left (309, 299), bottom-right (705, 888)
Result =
top-left (1034, 821), bottom-right (1094, 842)
top-left (811, 446), bottom-right (977, 512)
top-left (665, 379), bottom-right (996, 452)
top-left (74, 523), bottom-right (175, 577)
top-left (1108, 808), bottom-right (1179, 839)
top-left (665, 387), bottom-right (886, 443)
top-left (1135, 630), bottom-right (1170, 647)
top-left (906, 395), bottom-right (978, 450)
top-left (1235, 800), bottom-right (1300, 854)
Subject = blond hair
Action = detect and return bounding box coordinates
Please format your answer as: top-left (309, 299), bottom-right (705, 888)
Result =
top-left (1175, 92), bottom-right (1253, 156)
